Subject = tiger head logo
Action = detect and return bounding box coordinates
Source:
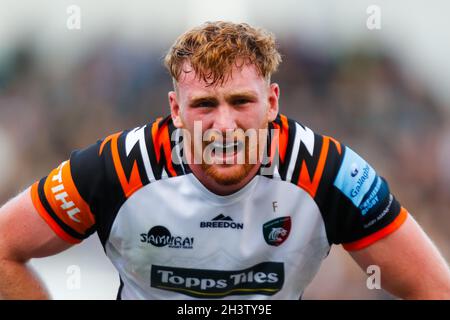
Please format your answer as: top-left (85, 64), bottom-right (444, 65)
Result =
top-left (263, 217), bottom-right (291, 246)
top-left (268, 227), bottom-right (288, 242)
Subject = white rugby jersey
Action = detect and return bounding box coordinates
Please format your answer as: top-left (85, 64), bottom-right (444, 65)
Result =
top-left (31, 114), bottom-right (408, 299)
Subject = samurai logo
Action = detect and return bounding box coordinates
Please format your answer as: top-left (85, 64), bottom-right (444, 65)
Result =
top-left (263, 217), bottom-right (291, 246)
top-left (140, 226), bottom-right (194, 249)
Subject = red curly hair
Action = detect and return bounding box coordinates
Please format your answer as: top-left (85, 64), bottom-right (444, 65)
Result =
top-left (164, 21), bottom-right (282, 87)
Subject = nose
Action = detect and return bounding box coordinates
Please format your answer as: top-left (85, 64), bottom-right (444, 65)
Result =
top-left (211, 105), bottom-right (238, 132)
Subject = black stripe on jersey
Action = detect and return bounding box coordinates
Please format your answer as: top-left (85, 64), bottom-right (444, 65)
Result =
top-left (168, 120), bottom-right (187, 176)
top-left (145, 115), bottom-right (185, 179)
top-left (171, 127), bottom-right (190, 175)
top-left (258, 121), bottom-right (275, 178)
top-left (277, 117), bottom-right (297, 180)
top-left (290, 131), bottom-right (324, 187)
top-left (159, 115), bottom-right (170, 130)
top-left (144, 122), bottom-right (162, 181)
top-left (313, 140), bottom-right (345, 244)
top-left (98, 137), bottom-right (127, 248)
top-left (37, 178), bottom-right (85, 240)
top-left (117, 128), bottom-right (150, 186)
top-left (329, 187), bottom-right (401, 244)
top-left (70, 139), bottom-right (116, 214)
top-left (159, 116), bottom-right (180, 178)
top-left (158, 149), bottom-right (171, 177)
top-left (315, 137), bottom-right (344, 202)
top-left (71, 137), bottom-right (128, 248)
top-left (145, 116), bottom-right (172, 180)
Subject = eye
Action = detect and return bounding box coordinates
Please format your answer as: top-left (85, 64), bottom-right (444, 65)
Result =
top-left (199, 101), bottom-right (214, 107)
top-left (193, 100), bottom-right (217, 108)
top-left (233, 99), bottom-right (251, 106)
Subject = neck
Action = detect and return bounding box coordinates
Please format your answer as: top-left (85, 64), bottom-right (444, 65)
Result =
top-left (187, 163), bottom-right (261, 196)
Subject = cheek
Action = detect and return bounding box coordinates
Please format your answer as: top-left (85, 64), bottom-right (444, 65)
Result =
top-left (181, 111), bottom-right (215, 133)
top-left (239, 105), bottom-right (270, 128)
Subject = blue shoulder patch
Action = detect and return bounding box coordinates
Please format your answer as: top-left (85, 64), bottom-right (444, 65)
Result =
top-left (359, 176), bottom-right (389, 215)
top-left (333, 147), bottom-right (377, 212)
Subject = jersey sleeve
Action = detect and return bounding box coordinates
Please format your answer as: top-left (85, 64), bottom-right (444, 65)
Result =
top-left (30, 140), bottom-right (105, 244)
top-left (318, 143), bottom-right (408, 251)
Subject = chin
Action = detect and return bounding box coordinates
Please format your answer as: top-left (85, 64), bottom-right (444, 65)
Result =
top-left (202, 163), bottom-right (255, 186)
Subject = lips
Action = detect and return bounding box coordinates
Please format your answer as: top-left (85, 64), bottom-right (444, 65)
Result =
top-left (210, 140), bottom-right (244, 155)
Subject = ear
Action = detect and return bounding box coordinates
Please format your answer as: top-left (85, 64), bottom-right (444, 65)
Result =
top-left (267, 83), bottom-right (280, 122)
top-left (168, 91), bottom-right (183, 128)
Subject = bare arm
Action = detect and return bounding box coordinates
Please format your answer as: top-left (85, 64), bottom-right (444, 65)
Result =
top-left (350, 214), bottom-right (450, 299)
top-left (0, 187), bottom-right (73, 299)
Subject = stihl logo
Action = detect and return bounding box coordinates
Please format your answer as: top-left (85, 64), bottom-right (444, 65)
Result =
top-left (51, 161), bottom-right (81, 223)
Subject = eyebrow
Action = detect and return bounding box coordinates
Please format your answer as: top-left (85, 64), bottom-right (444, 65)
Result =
top-left (189, 91), bottom-right (258, 105)
top-left (225, 91), bottom-right (258, 102)
top-left (188, 96), bottom-right (218, 107)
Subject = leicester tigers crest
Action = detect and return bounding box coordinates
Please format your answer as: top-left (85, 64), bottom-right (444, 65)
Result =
top-left (263, 217), bottom-right (291, 246)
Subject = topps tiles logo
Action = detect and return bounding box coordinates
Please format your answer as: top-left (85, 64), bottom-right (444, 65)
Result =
top-left (140, 225), bottom-right (194, 249)
top-left (200, 214), bottom-right (244, 230)
top-left (151, 262), bottom-right (284, 298)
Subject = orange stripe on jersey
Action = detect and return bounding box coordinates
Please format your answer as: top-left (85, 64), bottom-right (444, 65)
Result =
top-left (279, 114), bottom-right (289, 162)
top-left (109, 132), bottom-right (143, 198)
top-left (270, 115), bottom-right (289, 162)
top-left (343, 207), bottom-right (408, 251)
top-left (298, 136), bottom-right (330, 198)
top-left (160, 122), bottom-right (177, 177)
top-left (99, 133), bottom-right (116, 156)
top-left (326, 136), bottom-right (342, 155)
top-left (30, 182), bottom-right (81, 244)
top-left (152, 117), bottom-right (177, 177)
top-left (152, 117), bottom-right (164, 162)
top-left (42, 161), bottom-right (95, 235)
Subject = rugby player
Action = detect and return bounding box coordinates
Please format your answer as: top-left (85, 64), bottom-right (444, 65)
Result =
top-left (0, 21), bottom-right (449, 299)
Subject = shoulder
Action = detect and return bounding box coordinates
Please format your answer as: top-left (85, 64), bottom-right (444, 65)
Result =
top-left (269, 114), bottom-right (343, 199)
top-left (30, 115), bottom-right (182, 244)
top-left (94, 115), bottom-right (185, 199)
top-left (271, 115), bottom-right (406, 248)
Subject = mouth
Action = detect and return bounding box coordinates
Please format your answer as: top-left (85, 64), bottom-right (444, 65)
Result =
top-left (210, 140), bottom-right (245, 162)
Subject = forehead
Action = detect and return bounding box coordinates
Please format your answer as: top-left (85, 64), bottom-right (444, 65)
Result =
top-left (176, 62), bottom-right (267, 99)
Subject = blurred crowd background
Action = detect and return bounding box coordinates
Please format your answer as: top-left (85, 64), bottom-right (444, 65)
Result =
top-left (0, 0), bottom-right (449, 299)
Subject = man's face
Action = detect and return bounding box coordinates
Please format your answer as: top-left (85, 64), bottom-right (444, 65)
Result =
top-left (169, 62), bottom-right (279, 186)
